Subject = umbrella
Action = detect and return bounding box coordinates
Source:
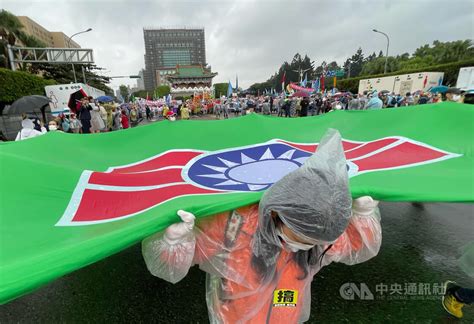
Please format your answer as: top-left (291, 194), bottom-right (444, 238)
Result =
top-left (380, 90), bottom-right (390, 94)
top-left (96, 95), bottom-right (114, 103)
top-left (429, 85), bottom-right (449, 94)
top-left (68, 89), bottom-right (88, 113)
top-left (4, 95), bottom-right (51, 115)
top-left (331, 92), bottom-right (344, 98)
top-left (446, 87), bottom-right (461, 94)
top-left (291, 91), bottom-right (311, 97)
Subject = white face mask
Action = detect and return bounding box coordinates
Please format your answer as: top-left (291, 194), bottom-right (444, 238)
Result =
top-left (276, 226), bottom-right (315, 252)
top-left (452, 95), bottom-right (461, 101)
top-left (49, 125), bottom-right (57, 131)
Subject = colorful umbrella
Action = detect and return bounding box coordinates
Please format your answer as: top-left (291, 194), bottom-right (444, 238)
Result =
top-left (429, 86), bottom-right (449, 94)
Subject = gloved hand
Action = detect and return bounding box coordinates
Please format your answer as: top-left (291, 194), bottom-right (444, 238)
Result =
top-left (352, 196), bottom-right (379, 217)
top-left (163, 210), bottom-right (196, 245)
top-left (142, 210), bottom-right (197, 283)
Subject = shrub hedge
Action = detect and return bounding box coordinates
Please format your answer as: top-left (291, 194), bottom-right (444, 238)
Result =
top-left (0, 68), bottom-right (56, 104)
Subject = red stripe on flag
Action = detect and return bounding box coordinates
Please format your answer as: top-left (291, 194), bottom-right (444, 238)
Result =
top-left (277, 140), bottom-right (318, 153)
top-left (89, 168), bottom-right (184, 187)
top-left (341, 141), bottom-right (363, 151)
top-left (278, 140), bottom-right (361, 153)
top-left (345, 138), bottom-right (399, 160)
top-left (72, 184), bottom-right (219, 222)
top-left (110, 151), bottom-right (203, 174)
top-left (352, 142), bottom-right (447, 172)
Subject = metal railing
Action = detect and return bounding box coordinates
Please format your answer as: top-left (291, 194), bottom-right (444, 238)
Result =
top-left (7, 45), bottom-right (94, 71)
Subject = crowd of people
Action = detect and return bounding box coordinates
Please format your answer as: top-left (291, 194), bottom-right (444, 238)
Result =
top-left (211, 87), bottom-right (470, 119)
top-left (14, 88), bottom-right (472, 141)
top-left (15, 96), bottom-right (145, 141)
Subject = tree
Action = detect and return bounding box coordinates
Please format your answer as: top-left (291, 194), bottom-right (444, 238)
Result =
top-left (314, 61), bottom-right (327, 76)
top-left (365, 52), bottom-right (377, 63)
top-left (154, 85), bottom-right (170, 98)
top-left (214, 83), bottom-right (228, 98)
top-left (248, 80), bottom-right (273, 95)
top-left (412, 40), bottom-right (474, 65)
top-left (327, 61), bottom-right (340, 71)
top-left (119, 85), bottom-right (129, 102)
top-left (0, 10), bottom-right (24, 68)
top-left (0, 10), bottom-right (49, 69)
top-left (360, 57), bottom-right (400, 76)
top-left (246, 39), bottom-right (474, 93)
top-left (27, 63), bottom-right (113, 94)
top-left (0, 10), bottom-right (112, 93)
top-left (131, 90), bottom-right (148, 99)
top-left (343, 47), bottom-right (365, 78)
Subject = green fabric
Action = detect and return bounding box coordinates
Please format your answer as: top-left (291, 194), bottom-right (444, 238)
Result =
top-left (0, 102), bottom-right (473, 304)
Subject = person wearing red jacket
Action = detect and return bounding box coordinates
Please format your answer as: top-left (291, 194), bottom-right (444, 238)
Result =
top-left (120, 109), bottom-right (129, 129)
top-left (142, 129), bottom-right (382, 323)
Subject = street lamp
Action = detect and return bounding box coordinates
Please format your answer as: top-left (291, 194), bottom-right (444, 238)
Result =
top-left (372, 29), bottom-right (390, 74)
top-left (67, 28), bottom-right (92, 83)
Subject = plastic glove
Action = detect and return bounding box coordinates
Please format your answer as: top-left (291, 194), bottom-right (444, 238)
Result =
top-left (352, 196), bottom-right (379, 218)
top-left (324, 196), bottom-right (382, 266)
top-left (163, 210), bottom-right (196, 245)
top-left (142, 210), bottom-right (196, 283)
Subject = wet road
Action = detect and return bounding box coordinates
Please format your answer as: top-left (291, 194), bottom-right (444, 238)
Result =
top-left (1, 202), bottom-right (473, 323)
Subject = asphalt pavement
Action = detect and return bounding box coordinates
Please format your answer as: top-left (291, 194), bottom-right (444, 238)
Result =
top-left (1, 202), bottom-right (473, 323)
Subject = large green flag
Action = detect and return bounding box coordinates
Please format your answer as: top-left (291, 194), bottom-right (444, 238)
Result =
top-left (1, 102), bottom-right (473, 304)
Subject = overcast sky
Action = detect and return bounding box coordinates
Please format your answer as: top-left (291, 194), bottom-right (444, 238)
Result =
top-left (4, 0), bottom-right (474, 90)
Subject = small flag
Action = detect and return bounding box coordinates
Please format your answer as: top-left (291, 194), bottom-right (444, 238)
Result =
top-left (281, 71), bottom-right (286, 93)
top-left (313, 78), bottom-right (320, 93)
top-left (227, 81), bottom-right (233, 98)
top-left (301, 73), bottom-right (308, 87)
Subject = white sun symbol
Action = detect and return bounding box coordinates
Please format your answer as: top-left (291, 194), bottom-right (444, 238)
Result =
top-left (196, 147), bottom-right (310, 191)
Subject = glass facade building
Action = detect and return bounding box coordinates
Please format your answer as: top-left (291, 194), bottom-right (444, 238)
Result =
top-left (143, 28), bottom-right (206, 90)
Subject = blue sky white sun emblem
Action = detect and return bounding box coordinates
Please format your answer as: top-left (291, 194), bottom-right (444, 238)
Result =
top-left (185, 142), bottom-right (313, 192)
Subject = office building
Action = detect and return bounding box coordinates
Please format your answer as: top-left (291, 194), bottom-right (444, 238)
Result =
top-left (136, 69), bottom-right (145, 90)
top-left (50, 31), bottom-right (80, 48)
top-left (17, 16), bottom-right (81, 48)
top-left (143, 28), bottom-right (206, 90)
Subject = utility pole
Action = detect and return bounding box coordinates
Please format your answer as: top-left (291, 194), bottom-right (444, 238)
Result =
top-left (372, 29), bottom-right (390, 74)
top-left (67, 28), bottom-right (92, 83)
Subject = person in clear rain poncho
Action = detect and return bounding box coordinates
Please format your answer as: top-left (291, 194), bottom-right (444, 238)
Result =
top-left (142, 129), bottom-right (382, 323)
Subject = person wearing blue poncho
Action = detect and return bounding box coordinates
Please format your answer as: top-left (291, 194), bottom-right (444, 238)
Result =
top-left (365, 90), bottom-right (383, 110)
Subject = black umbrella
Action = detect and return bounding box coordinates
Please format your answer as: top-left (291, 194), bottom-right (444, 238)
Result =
top-left (68, 89), bottom-right (88, 113)
top-left (4, 95), bottom-right (51, 115)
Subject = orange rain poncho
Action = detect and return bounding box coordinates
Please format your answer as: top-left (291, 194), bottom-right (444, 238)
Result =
top-left (142, 129), bottom-right (382, 323)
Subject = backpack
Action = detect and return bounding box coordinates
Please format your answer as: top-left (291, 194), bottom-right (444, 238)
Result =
top-left (62, 120), bottom-right (70, 132)
top-left (390, 97), bottom-right (397, 106)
